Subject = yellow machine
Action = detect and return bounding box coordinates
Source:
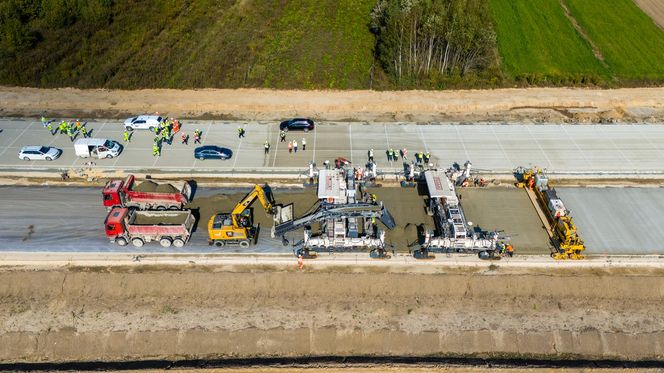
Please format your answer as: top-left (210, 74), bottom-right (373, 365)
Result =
top-left (515, 167), bottom-right (585, 260)
top-left (208, 184), bottom-right (276, 248)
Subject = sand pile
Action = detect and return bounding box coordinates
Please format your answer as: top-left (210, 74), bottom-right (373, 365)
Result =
top-left (133, 180), bottom-right (179, 193)
top-left (155, 183), bottom-right (178, 193)
top-left (133, 180), bottom-right (158, 192)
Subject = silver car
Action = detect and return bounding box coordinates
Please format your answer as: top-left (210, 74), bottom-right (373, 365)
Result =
top-left (19, 146), bottom-right (62, 161)
top-left (123, 115), bottom-right (162, 131)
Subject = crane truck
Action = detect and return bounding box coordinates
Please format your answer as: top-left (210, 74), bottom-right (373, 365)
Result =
top-left (102, 175), bottom-right (192, 210)
top-left (104, 207), bottom-right (196, 248)
top-left (207, 184), bottom-right (277, 247)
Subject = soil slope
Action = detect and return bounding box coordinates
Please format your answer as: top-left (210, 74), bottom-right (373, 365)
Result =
top-left (0, 264), bottom-right (662, 363)
top-left (2, 87), bottom-right (664, 123)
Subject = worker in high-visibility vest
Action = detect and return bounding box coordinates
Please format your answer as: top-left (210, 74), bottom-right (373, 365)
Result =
top-left (506, 244), bottom-right (514, 257)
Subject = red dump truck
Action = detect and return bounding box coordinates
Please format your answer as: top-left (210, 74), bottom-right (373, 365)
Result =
top-left (104, 207), bottom-right (196, 248)
top-left (102, 175), bottom-right (192, 210)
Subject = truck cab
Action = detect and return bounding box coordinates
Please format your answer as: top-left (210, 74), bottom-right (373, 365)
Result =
top-left (103, 179), bottom-right (125, 208)
top-left (104, 207), bottom-right (128, 241)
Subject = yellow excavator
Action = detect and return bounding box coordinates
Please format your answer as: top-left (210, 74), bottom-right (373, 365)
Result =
top-left (208, 184), bottom-right (276, 248)
top-left (515, 166), bottom-right (585, 260)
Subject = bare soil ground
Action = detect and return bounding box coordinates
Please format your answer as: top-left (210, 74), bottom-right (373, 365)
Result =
top-left (2, 86), bottom-right (664, 123)
top-left (0, 264), bottom-right (662, 363)
top-left (635, 0), bottom-right (664, 29)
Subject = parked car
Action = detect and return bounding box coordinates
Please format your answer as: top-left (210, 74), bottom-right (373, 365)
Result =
top-left (194, 146), bottom-right (233, 160)
top-left (18, 146), bottom-right (62, 161)
top-left (123, 115), bottom-right (162, 131)
top-left (279, 118), bottom-right (315, 132)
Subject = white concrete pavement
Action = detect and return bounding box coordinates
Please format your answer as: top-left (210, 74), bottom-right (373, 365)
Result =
top-left (2, 118), bottom-right (664, 174)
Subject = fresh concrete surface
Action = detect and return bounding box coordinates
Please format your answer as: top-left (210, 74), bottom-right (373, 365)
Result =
top-left (557, 187), bottom-right (664, 255)
top-left (459, 188), bottom-right (552, 255)
top-left (3, 119), bottom-right (664, 174)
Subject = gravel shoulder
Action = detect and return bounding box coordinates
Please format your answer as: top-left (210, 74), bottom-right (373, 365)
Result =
top-left (2, 86), bottom-right (664, 123)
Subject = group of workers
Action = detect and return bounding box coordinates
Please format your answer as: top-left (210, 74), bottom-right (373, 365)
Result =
top-left (149, 118), bottom-right (183, 157)
top-left (149, 116), bottom-right (185, 157)
top-left (43, 117), bottom-right (88, 140)
top-left (367, 148), bottom-right (431, 164)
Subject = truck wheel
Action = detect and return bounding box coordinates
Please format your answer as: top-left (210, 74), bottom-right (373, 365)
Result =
top-left (168, 206), bottom-right (180, 210)
top-left (159, 237), bottom-right (172, 247)
top-left (131, 238), bottom-right (144, 247)
top-left (106, 154), bottom-right (113, 159)
top-left (116, 237), bottom-right (128, 246)
top-left (156, 205), bottom-right (166, 211)
top-left (239, 240), bottom-right (250, 248)
top-left (214, 240), bottom-right (225, 247)
top-left (173, 238), bottom-right (185, 248)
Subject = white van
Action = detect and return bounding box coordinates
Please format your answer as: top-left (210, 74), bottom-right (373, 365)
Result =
top-left (123, 115), bottom-right (162, 131)
top-left (74, 138), bottom-right (122, 159)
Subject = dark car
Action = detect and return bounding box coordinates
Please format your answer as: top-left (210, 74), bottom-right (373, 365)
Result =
top-left (194, 146), bottom-right (233, 160)
top-left (279, 118), bottom-right (315, 132)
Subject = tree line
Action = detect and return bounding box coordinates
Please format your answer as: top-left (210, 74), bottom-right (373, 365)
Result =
top-left (370, 0), bottom-right (497, 86)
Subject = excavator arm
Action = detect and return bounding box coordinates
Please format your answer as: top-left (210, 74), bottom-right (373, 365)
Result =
top-left (231, 184), bottom-right (275, 227)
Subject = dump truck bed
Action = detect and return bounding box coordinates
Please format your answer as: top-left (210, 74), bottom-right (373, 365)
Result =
top-left (126, 210), bottom-right (195, 236)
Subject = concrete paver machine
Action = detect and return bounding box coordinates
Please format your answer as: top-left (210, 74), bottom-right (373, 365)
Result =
top-left (272, 168), bottom-right (396, 258)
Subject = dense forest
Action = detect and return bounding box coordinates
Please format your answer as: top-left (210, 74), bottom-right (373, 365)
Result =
top-left (370, 0), bottom-right (498, 87)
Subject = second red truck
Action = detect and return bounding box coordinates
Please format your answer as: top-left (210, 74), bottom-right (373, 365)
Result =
top-left (102, 175), bottom-right (192, 210)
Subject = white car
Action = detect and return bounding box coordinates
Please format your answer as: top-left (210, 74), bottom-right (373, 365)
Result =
top-left (123, 115), bottom-right (162, 131)
top-left (19, 146), bottom-right (62, 161)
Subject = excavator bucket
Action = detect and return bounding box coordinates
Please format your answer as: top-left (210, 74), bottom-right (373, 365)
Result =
top-left (273, 203), bottom-right (293, 224)
top-left (271, 203), bottom-right (294, 238)
top-left (380, 206), bottom-right (396, 230)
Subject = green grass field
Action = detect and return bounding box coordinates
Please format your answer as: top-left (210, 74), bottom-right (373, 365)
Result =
top-left (566, 0), bottom-right (664, 82)
top-left (0, 0), bottom-right (376, 89)
top-left (489, 0), bottom-right (664, 85)
top-left (488, 0), bottom-right (609, 82)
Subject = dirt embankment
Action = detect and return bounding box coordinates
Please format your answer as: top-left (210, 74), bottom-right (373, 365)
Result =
top-left (2, 86), bottom-right (664, 123)
top-left (0, 265), bottom-right (662, 363)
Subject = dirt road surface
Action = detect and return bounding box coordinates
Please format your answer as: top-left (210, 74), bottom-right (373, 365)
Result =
top-left (635, 0), bottom-right (664, 29)
top-left (0, 259), bottom-right (662, 364)
top-left (2, 86), bottom-right (664, 123)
